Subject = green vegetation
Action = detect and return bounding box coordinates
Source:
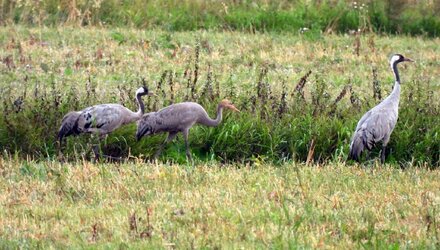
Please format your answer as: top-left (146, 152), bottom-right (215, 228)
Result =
top-left (1, 158), bottom-right (439, 248)
top-left (0, 27), bottom-right (438, 165)
top-left (1, 0), bottom-right (440, 37)
top-left (0, 3), bottom-right (439, 248)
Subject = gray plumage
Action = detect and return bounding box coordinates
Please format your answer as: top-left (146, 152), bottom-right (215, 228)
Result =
top-left (58, 86), bottom-right (153, 144)
top-left (349, 54), bottom-right (414, 163)
top-left (136, 99), bottom-right (239, 160)
top-left (58, 111), bottom-right (81, 141)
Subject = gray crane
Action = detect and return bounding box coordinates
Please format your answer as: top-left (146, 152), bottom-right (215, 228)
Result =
top-left (136, 99), bottom-right (240, 161)
top-left (348, 54), bottom-right (414, 163)
top-left (58, 86), bottom-right (154, 157)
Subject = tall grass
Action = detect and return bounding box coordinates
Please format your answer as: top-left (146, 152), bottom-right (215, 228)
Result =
top-left (0, 27), bottom-right (438, 165)
top-left (1, 0), bottom-right (439, 37)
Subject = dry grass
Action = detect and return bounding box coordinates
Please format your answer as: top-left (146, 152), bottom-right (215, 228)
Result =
top-left (0, 158), bottom-right (439, 248)
top-left (1, 26), bottom-right (438, 96)
top-left (0, 26), bottom-right (439, 247)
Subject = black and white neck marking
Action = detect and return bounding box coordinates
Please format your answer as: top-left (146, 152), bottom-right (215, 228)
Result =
top-left (136, 87), bottom-right (147, 96)
top-left (389, 54), bottom-right (402, 84)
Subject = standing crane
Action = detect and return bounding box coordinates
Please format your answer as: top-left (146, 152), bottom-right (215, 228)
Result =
top-left (136, 99), bottom-right (240, 161)
top-left (58, 86), bottom-right (154, 158)
top-left (348, 54), bottom-right (414, 163)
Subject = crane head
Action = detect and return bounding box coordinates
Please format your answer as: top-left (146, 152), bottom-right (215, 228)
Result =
top-left (220, 99), bottom-right (240, 112)
top-left (136, 86), bottom-right (156, 96)
top-left (390, 54), bottom-right (415, 65)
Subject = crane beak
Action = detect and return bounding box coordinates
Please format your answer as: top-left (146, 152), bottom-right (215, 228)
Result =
top-left (404, 58), bottom-right (414, 62)
top-left (148, 91), bottom-right (156, 96)
top-left (228, 104), bottom-right (240, 112)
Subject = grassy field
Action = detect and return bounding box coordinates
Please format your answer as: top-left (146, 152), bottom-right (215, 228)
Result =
top-left (0, 158), bottom-right (439, 248)
top-left (0, 25), bottom-right (439, 247)
top-left (0, 26), bottom-right (438, 164)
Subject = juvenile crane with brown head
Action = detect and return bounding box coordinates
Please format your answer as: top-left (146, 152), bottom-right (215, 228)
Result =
top-left (136, 99), bottom-right (240, 161)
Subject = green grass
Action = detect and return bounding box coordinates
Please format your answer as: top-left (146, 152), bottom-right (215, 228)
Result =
top-left (0, 25), bottom-right (439, 248)
top-left (0, 26), bottom-right (438, 165)
top-left (0, 158), bottom-right (439, 248)
top-left (1, 0), bottom-right (440, 37)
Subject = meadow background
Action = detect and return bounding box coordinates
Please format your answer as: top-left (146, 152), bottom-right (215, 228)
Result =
top-left (1, 0), bottom-right (440, 37)
top-left (0, 0), bottom-right (440, 248)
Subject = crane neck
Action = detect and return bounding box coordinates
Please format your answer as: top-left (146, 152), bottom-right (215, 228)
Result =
top-left (123, 93), bottom-right (146, 124)
top-left (390, 60), bottom-right (400, 84)
top-left (391, 82), bottom-right (401, 98)
top-left (200, 104), bottom-right (224, 127)
top-left (136, 93), bottom-right (145, 116)
top-left (388, 59), bottom-right (404, 104)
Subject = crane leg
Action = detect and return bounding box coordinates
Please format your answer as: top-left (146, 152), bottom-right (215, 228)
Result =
top-left (365, 150), bottom-right (371, 161)
top-left (93, 134), bottom-right (124, 162)
top-left (91, 134), bottom-right (106, 161)
top-left (57, 138), bottom-right (66, 162)
top-left (92, 145), bottom-right (100, 160)
top-left (183, 129), bottom-right (192, 162)
top-left (88, 134), bottom-right (99, 161)
top-left (380, 137), bottom-right (390, 164)
top-left (380, 146), bottom-right (387, 164)
top-left (154, 132), bottom-right (178, 159)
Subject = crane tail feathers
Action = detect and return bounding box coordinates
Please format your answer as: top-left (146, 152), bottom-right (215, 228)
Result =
top-left (135, 126), bottom-right (145, 141)
top-left (57, 112), bottom-right (81, 143)
top-left (136, 128), bottom-right (146, 141)
top-left (348, 132), bottom-right (364, 162)
top-left (136, 131), bottom-right (143, 141)
top-left (58, 125), bottom-right (73, 143)
top-left (136, 122), bottom-right (152, 141)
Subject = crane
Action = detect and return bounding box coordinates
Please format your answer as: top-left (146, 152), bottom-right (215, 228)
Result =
top-left (58, 86), bottom-right (154, 158)
top-left (136, 99), bottom-right (240, 161)
top-left (348, 54), bottom-right (414, 163)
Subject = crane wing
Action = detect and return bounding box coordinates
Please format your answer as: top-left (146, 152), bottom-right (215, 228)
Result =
top-left (137, 103), bottom-right (204, 139)
top-left (136, 109), bottom-right (182, 139)
top-left (355, 108), bottom-right (398, 150)
top-left (354, 110), bottom-right (373, 132)
top-left (155, 103), bottom-right (200, 131)
top-left (77, 104), bottom-right (125, 134)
